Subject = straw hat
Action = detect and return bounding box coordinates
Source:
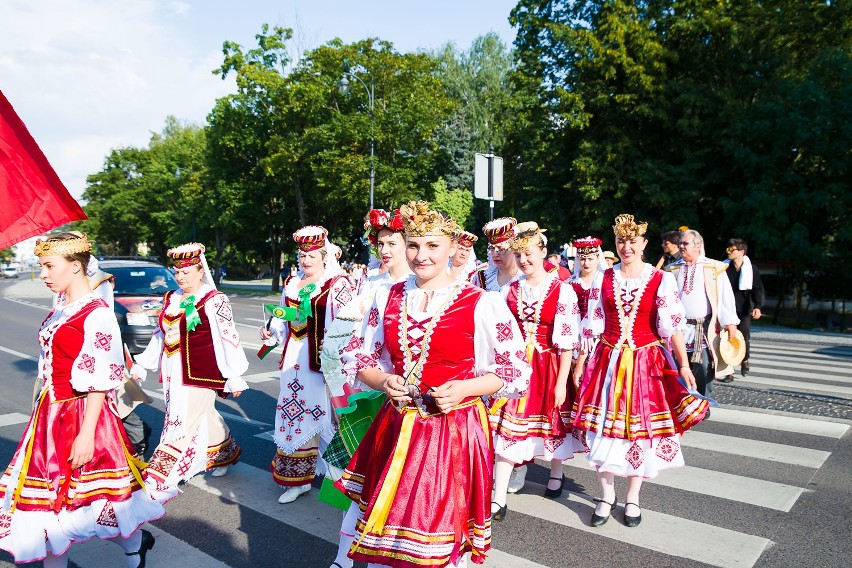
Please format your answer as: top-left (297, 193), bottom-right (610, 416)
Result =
top-left (718, 328), bottom-right (746, 367)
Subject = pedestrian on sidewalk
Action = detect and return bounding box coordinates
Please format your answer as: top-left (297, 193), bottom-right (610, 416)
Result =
top-left (724, 238), bottom-right (764, 380)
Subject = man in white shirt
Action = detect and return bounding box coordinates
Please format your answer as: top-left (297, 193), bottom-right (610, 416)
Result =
top-left (666, 230), bottom-right (739, 401)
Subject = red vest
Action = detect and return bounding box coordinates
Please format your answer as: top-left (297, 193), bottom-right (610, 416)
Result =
top-left (161, 289), bottom-right (228, 393)
top-left (506, 278), bottom-right (560, 350)
top-left (280, 275), bottom-right (347, 373)
top-left (571, 280), bottom-right (591, 319)
top-left (383, 282), bottom-right (480, 391)
top-left (47, 298), bottom-right (107, 401)
top-left (600, 268), bottom-right (665, 347)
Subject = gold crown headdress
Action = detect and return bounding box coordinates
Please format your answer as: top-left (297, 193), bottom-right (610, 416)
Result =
top-left (34, 234), bottom-right (92, 257)
top-left (510, 221), bottom-right (547, 251)
top-left (399, 201), bottom-right (458, 238)
top-left (612, 214), bottom-right (648, 238)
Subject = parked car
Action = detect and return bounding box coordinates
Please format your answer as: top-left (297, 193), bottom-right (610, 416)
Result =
top-left (99, 259), bottom-right (178, 354)
top-left (1, 266), bottom-right (19, 278)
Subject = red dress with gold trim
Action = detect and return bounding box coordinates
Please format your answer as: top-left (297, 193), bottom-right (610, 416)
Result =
top-left (336, 278), bottom-right (530, 567)
top-left (490, 274), bottom-right (585, 463)
top-left (571, 265), bottom-right (708, 478)
top-left (0, 295), bottom-right (165, 563)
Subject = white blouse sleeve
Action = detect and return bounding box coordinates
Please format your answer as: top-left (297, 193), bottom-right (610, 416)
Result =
top-left (70, 306), bottom-right (126, 393)
top-left (581, 271), bottom-right (606, 341)
top-left (340, 292), bottom-right (393, 390)
top-left (715, 268), bottom-right (741, 327)
top-left (474, 291), bottom-right (531, 399)
top-left (655, 271), bottom-right (688, 339)
top-left (553, 282), bottom-right (581, 352)
top-left (327, 276), bottom-right (356, 332)
top-left (205, 293), bottom-right (250, 392)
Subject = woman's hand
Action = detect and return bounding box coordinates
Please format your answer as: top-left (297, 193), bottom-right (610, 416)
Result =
top-left (70, 432), bottom-right (95, 470)
top-left (680, 365), bottom-right (698, 391)
top-left (431, 380), bottom-right (470, 414)
top-left (554, 382), bottom-right (568, 407)
top-left (380, 374), bottom-right (411, 404)
top-left (260, 328), bottom-right (273, 341)
top-left (232, 390), bottom-right (244, 398)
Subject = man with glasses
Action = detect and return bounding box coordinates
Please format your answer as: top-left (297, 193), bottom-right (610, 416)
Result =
top-left (724, 238), bottom-right (764, 381)
top-left (666, 230), bottom-right (739, 406)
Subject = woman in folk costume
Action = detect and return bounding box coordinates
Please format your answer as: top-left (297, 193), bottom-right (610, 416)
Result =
top-left (335, 201), bottom-right (530, 568)
top-left (448, 230), bottom-right (486, 285)
top-left (259, 226), bottom-right (355, 504)
top-left (0, 233), bottom-right (163, 568)
top-left (569, 236), bottom-right (607, 387)
top-left (479, 217), bottom-right (520, 291)
top-left (571, 214), bottom-right (708, 528)
top-left (131, 243), bottom-right (249, 500)
top-left (320, 209), bottom-right (411, 568)
top-left (489, 222), bottom-right (583, 521)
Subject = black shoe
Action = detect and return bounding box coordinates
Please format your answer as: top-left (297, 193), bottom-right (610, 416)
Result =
top-left (491, 501), bottom-right (508, 522)
top-left (704, 408), bottom-right (711, 419)
top-left (590, 497), bottom-right (616, 527)
top-left (719, 375), bottom-right (734, 383)
top-left (126, 529), bottom-right (155, 568)
top-left (623, 502), bottom-right (642, 527)
top-left (543, 475), bottom-right (565, 499)
top-left (741, 361), bottom-right (750, 376)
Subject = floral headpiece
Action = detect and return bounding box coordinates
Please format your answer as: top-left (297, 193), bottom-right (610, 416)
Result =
top-left (293, 225), bottom-right (328, 252)
top-left (167, 242), bottom-right (206, 268)
top-left (456, 230), bottom-right (478, 248)
top-left (34, 234), bottom-right (92, 257)
top-left (482, 217), bottom-right (517, 245)
top-left (510, 221), bottom-right (547, 251)
top-left (573, 236), bottom-right (603, 256)
top-left (612, 214), bottom-right (648, 238)
top-left (364, 208), bottom-right (405, 245)
top-left (399, 201), bottom-right (458, 238)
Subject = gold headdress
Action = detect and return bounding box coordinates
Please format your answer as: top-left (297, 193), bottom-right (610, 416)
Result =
top-left (612, 214), bottom-right (648, 238)
top-left (399, 201), bottom-right (458, 238)
top-left (510, 221), bottom-right (547, 251)
top-left (34, 234), bottom-right (92, 257)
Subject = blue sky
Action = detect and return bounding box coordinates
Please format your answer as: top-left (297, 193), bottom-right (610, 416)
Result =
top-left (1, 0), bottom-right (518, 198)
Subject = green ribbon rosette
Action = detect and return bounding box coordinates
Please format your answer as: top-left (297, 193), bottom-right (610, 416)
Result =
top-left (179, 295), bottom-right (202, 331)
top-left (264, 283), bottom-right (317, 322)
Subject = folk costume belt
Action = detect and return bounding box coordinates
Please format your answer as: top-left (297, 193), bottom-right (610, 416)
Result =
top-left (600, 338), bottom-right (661, 441)
top-left (354, 397), bottom-right (489, 562)
top-left (686, 316), bottom-right (709, 363)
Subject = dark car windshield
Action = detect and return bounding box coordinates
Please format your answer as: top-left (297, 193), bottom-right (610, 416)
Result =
top-left (110, 267), bottom-right (177, 296)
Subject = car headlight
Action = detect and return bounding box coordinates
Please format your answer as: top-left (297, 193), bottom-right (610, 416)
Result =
top-left (126, 312), bottom-right (150, 326)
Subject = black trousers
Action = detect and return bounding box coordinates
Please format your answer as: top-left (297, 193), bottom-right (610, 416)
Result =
top-left (738, 314), bottom-right (752, 362)
top-left (122, 410), bottom-right (151, 454)
top-left (688, 347), bottom-right (714, 397)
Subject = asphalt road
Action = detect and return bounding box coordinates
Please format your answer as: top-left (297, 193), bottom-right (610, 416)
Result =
top-left (0, 277), bottom-right (849, 568)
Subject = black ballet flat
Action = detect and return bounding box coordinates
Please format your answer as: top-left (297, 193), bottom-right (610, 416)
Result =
top-left (590, 497), bottom-right (616, 527)
top-left (491, 501), bottom-right (508, 522)
top-left (126, 529), bottom-right (155, 568)
top-left (543, 475), bottom-right (565, 499)
top-left (623, 502), bottom-right (642, 527)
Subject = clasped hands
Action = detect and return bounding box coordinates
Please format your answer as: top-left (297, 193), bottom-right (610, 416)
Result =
top-left (380, 374), bottom-right (469, 414)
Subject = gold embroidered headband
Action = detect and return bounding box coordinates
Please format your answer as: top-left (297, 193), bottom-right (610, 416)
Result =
top-left (510, 221), bottom-right (547, 251)
top-left (399, 200), bottom-right (459, 238)
top-left (612, 214), bottom-right (648, 238)
top-left (34, 235), bottom-right (92, 257)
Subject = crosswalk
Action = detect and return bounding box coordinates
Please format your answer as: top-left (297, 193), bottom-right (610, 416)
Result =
top-left (0, 338), bottom-right (849, 567)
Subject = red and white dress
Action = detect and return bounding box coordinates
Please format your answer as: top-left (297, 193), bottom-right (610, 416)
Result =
top-left (491, 274), bottom-right (585, 463)
top-left (0, 294), bottom-right (165, 563)
top-left (572, 265), bottom-right (708, 478)
top-left (134, 284), bottom-right (249, 499)
top-left (336, 277), bottom-right (530, 567)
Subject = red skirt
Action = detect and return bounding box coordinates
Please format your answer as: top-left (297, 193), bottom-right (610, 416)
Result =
top-left (572, 341), bottom-right (707, 440)
top-left (490, 349), bottom-right (574, 443)
top-left (335, 398), bottom-right (492, 568)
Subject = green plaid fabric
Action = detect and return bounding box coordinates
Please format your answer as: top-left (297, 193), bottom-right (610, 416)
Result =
top-left (322, 433), bottom-right (351, 470)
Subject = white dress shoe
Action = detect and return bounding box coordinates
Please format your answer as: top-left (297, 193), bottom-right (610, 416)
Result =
top-left (210, 466), bottom-right (229, 477)
top-left (507, 464), bottom-right (527, 494)
top-left (278, 484), bottom-right (312, 504)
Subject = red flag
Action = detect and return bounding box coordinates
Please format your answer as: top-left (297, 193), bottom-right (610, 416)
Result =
top-left (0, 90), bottom-right (87, 250)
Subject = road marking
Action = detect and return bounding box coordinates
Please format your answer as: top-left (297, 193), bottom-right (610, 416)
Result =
top-left (188, 461), bottom-right (550, 568)
top-left (747, 355), bottom-right (852, 374)
top-left (681, 431), bottom-right (831, 468)
top-left (743, 365), bottom-right (852, 383)
top-left (734, 375), bottom-right (852, 397)
top-left (564, 459), bottom-right (804, 512)
top-left (66, 524), bottom-right (231, 568)
top-left (241, 371), bottom-right (279, 384)
top-left (751, 343), bottom-right (852, 358)
top-left (0, 413), bottom-right (30, 428)
top-left (217, 410), bottom-right (271, 428)
top-left (3, 297), bottom-right (50, 311)
top-left (509, 481), bottom-right (771, 568)
top-left (0, 345), bottom-right (38, 362)
top-left (708, 407), bottom-right (849, 438)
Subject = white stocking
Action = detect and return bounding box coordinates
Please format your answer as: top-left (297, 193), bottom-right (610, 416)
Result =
top-left (331, 503), bottom-right (358, 568)
top-left (625, 476), bottom-right (643, 516)
top-left (117, 529), bottom-right (144, 568)
top-left (595, 470), bottom-right (616, 516)
top-left (548, 459), bottom-right (564, 490)
top-left (43, 550), bottom-right (69, 568)
top-left (492, 458), bottom-right (515, 511)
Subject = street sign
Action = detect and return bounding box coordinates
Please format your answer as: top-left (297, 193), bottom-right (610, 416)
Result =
top-left (474, 153), bottom-right (503, 201)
